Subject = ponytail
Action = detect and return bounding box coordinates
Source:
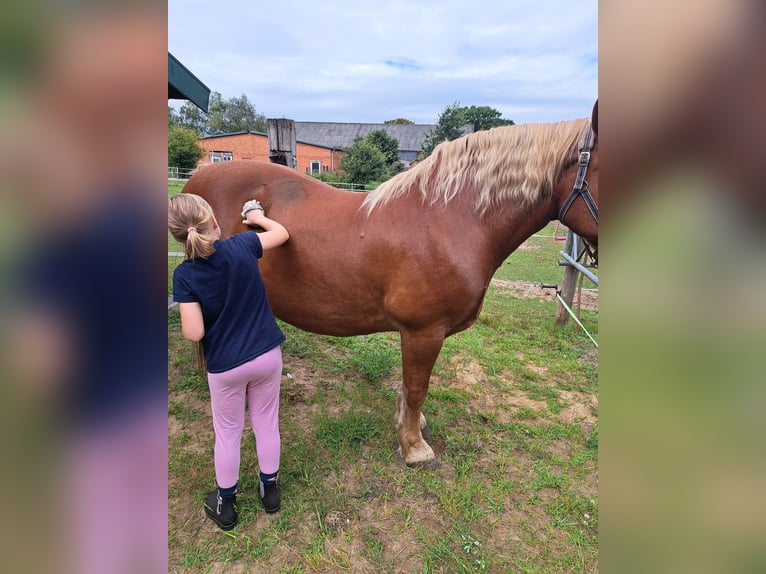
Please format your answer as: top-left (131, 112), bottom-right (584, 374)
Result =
top-left (168, 194), bottom-right (217, 260)
top-left (184, 225), bottom-right (216, 260)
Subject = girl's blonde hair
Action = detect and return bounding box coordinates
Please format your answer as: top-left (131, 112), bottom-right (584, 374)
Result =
top-left (168, 193), bottom-right (217, 259)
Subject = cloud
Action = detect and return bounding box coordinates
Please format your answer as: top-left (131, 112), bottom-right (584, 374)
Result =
top-left (169, 0), bottom-right (597, 124)
top-left (384, 59), bottom-right (423, 72)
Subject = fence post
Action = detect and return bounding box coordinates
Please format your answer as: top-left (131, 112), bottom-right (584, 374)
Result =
top-left (556, 232), bottom-right (580, 325)
top-left (267, 119), bottom-right (296, 169)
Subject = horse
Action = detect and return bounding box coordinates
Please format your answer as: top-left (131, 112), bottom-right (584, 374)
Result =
top-left (182, 102), bottom-right (599, 467)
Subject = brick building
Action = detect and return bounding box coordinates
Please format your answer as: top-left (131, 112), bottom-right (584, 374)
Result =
top-left (293, 122), bottom-right (455, 168)
top-left (196, 131), bottom-right (344, 175)
top-left (195, 122), bottom-right (473, 175)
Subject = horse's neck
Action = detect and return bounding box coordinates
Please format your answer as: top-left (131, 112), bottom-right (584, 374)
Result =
top-left (416, 180), bottom-right (556, 275)
top-left (483, 199), bottom-right (556, 269)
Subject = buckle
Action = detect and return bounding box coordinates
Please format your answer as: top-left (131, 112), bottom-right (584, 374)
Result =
top-left (579, 151), bottom-right (591, 166)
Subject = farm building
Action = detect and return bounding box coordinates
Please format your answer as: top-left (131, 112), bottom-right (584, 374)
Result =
top-left (293, 122), bottom-right (473, 168)
top-left (195, 122), bottom-right (475, 175)
top-left (196, 132), bottom-right (344, 175)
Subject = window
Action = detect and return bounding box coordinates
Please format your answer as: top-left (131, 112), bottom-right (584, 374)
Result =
top-left (310, 160), bottom-right (321, 174)
top-left (210, 151), bottom-right (233, 162)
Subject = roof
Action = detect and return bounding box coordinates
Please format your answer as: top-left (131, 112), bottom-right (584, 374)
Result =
top-left (199, 131), bottom-right (340, 151)
top-left (293, 122), bottom-right (473, 152)
top-left (199, 131), bottom-right (265, 139)
top-left (196, 123), bottom-right (476, 154)
top-left (168, 53), bottom-right (210, 112)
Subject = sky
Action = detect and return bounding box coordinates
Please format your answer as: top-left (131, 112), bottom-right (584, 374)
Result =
top-left (168, 0), bottom-right (597, 125)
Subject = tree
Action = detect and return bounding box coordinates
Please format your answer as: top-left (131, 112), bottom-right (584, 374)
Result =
top-left (169, 92), bottom-right (268, 136)
top-left (365, 130), bottom-right (401, 167)
top-left (462, 105), bottom-right (514, 131)
top-left (421, 102), bottom-right (514, 157)
top-left (168, 126), bottom-right (205, 170)
top-left (168, 105), bottom-right (179, 129)
top-left (339, 138), bottom-right (387, 185)
top-left (174, 100), bottom-right (207, 133)
top-left (206, 92), bottom-right (267, 135)
top-left (340, 130), bottom-right (406, 184)
top-left (384, 118), bottom-right (414, 124)
top-left (421, 102), bottom-right (468, 157)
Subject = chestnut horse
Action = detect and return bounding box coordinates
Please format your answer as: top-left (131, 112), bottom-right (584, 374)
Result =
top-left (183, 103), bottom-right (599, 466)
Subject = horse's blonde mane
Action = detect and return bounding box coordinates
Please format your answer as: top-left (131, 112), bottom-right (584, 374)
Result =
top-left (362, 118), bottom-right (590, 217)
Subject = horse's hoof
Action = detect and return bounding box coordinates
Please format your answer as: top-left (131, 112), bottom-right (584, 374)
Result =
top-left (405, 457), bottom-right (441, 470)
top-left (398, 443), bottom-right (437, 468)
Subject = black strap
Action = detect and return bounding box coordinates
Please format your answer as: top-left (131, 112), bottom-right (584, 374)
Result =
top-left (579, 238), bottom-right (598, 268)
top-left (558, 126), bottom-right (598, 223)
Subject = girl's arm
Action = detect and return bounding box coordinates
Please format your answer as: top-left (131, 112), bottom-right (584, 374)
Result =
top-left (178, 302), bottom-right (205, 342)
top-left (243, 209), bottom-right (290, 250)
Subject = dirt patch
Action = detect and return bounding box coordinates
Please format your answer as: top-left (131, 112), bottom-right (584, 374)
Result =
top-left (446, 356), bottom-right (521, 424)
top-left (322, 510), bottom-right (352, 530)
top-left (505, 393), bottom-right (549, 422)
top-left (547, 438), bottom-right (574, 459)
top-left (444, 355), bottom-right (597, 427)
top-left (579, 347), bottom-right (599, 369)
top-left (525, 361), bottom-right (549, 376)
top-left (448, 355), bottom-right (486, 390)
top-left (168, 391), bottom-right (213, 454)
top-left (168, 414), bottom-right (183, 437)
top-left (490, 278), bottom-right (598, 310)
top-left (281, 363), bottom-right (325, 402)
top-left (207, 562), bottom-right (267, 574)
top-left (485, 505), bottom-right (542, 559)
top-left (557, 389), bottom-right (598, 433)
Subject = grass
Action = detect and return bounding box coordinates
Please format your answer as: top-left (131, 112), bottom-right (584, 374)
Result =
top-left (493, 224), bottom-right (598, 286)
top-left (167, 182), bottom-right (598, 572)
top-left (168, 182), bottom-right (186, 294)
top-left (314, 412), bottom-right (381, 451)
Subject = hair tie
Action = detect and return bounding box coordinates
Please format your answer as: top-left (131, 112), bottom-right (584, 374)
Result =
top-left (187, 226), bottom-right (197, 234)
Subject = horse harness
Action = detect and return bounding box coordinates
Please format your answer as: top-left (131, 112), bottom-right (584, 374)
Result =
top-left (558, 125), bottom-right (597, 224)
top-left (558, 125), bottom-right (598, 266)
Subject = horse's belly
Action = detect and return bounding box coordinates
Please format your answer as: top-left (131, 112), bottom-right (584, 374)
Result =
top-left (270, 299), bottom-right (394, 336)
top-left (263, 281), bottom-right (394, 336)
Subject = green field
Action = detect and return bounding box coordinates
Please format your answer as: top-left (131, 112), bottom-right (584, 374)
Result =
top-left (168, 180), bottom-right (598, 573)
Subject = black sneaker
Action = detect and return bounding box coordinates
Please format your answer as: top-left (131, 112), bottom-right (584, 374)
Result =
top-left (259, 480), bottom-right (280, 513)
top-left (204, 491), bottom-right (238, 530)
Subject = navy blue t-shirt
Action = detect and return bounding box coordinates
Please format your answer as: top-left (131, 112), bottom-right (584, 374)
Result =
top-left (20, 193), bottom-right (165, 430)
top-left (172, 232), bottom-right (285, 373)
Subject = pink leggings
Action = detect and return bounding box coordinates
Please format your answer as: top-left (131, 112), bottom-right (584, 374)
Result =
top-left (207, 346), bottom-right (282, 489)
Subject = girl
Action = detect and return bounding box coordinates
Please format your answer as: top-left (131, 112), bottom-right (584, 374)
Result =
top-left (169, 193), bottom-right (289, 530)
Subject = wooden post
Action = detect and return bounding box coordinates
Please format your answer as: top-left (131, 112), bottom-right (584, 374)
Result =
top-left (556, 232), bottom-right (580, 325)
top-left (267, 118), bottom-right (296, 169)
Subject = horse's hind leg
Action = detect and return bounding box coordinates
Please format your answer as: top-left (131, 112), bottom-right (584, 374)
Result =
top-left (396, 328), bottom-right (444, 467)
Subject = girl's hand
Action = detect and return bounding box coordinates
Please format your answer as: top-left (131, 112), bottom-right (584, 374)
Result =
top-left (243, 209), bottom-right (266, 227)
top-left (241, 200), bottom-right (265, 225)
top-left (240, 199), bottom-right (289, 249)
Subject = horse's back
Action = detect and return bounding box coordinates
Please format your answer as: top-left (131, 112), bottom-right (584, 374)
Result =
top-left (186, 160), bottom-right (313, 206)
top-left (184, 160), bottom-right (364, 239)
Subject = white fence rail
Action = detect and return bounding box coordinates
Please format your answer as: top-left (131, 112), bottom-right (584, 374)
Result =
top-left (168, 166), bottom-right (196, 180)
top-left (169, 169), bottom-right (369, 194)
top-left (168, 167), bottom-right (368, 192)
top-left (325, 182), bottom-right (367, 191)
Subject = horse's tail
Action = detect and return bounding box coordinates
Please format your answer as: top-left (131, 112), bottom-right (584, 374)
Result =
top-left (193, 341), bottom-right (206, 374)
